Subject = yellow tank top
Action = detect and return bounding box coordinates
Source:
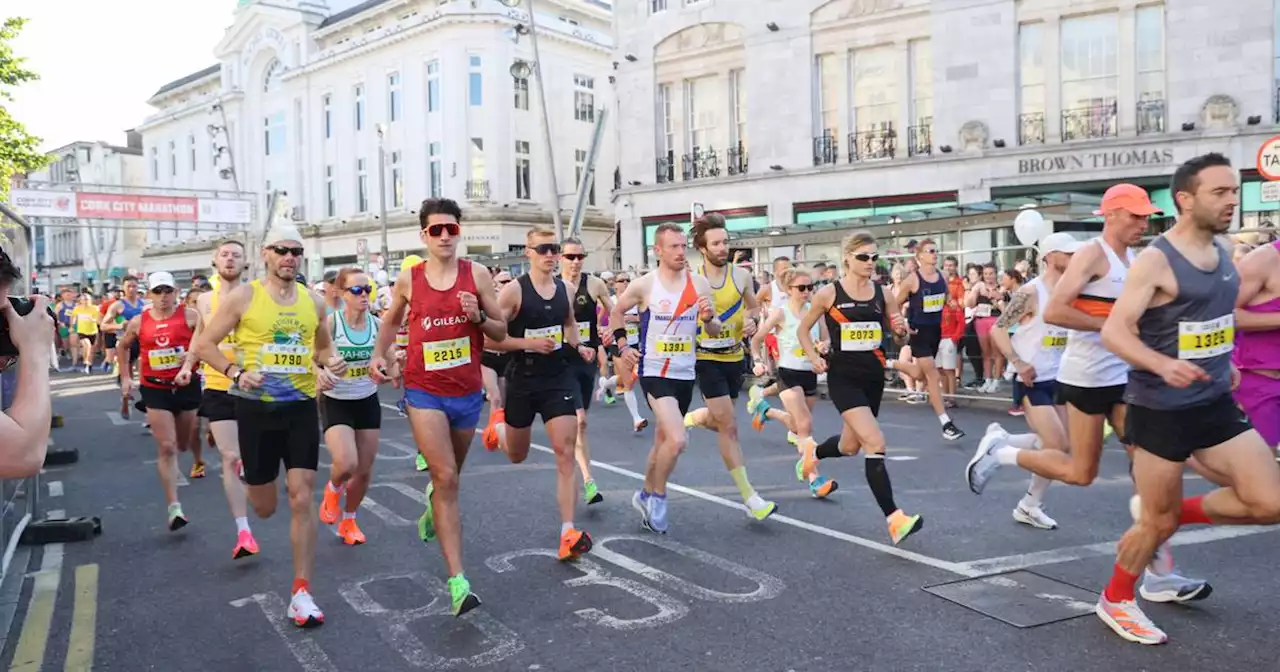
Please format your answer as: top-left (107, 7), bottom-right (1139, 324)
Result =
top-left (696, 263), bottom-right (745, 363)
top-left (202, 288), bottom-right (238, 392)
top-left (230, 280), bottom-right (318, 401)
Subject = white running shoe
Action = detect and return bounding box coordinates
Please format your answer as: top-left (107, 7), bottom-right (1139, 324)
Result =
top-left (288, 589), bottom-right (325, 628)
top-left (1013, 503), bottom-right (1058, 530)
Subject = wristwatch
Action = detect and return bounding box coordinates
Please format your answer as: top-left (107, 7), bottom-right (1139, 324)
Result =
top-left (472, 309), bottom-right (487, 324)
top-left (232, 369), bottom-right (244, 386)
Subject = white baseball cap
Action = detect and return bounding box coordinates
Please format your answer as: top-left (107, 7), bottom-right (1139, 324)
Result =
top-left (263, 226), bottom-right (304, 247)
top-left (147, 271), bottom-right (176, 289)
top-left (1038, 232), bottom-right (1085, 256)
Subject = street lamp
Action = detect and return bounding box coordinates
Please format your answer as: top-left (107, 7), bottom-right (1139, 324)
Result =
top-left (497, 0), bottom-right (565, 240)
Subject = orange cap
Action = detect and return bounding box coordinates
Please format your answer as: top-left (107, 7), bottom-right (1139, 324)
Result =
top-left (1094, 183), bottom-right (1161, 216)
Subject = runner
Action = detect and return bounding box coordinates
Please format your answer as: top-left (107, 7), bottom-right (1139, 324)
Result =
top-left (394, 255), bottom-right (427, 469)
top-left (192, 239), bottom-right (258, 559)
top-left (480, 270), bottom-right (512, 452)
top-left (966, 183), bottom-right (1210, 601)
top-left (680, 214), bottom-right (776, 521)
top-left (318, 267), bottom-right (385, 546)
top-left (70, 293), bottom-right (100, 374)
top-left (1232, 237), bottom-right (1280, 453)
top-left (1093, 153), bottom-right (1280, 644)
top-left (974, 233), bottom-right (1081, 529)
top-left (104, 278), bottom-right (147, 369)
top-left (611, 222), bottom-right (721, 533)
top-left (796, 231), bottom-right (923, 545)
top-left (891, 239), bottom-right (965, 440)
top-left (598, 273), bottom-right (648, 432)
top-left (489, 226), bottom-right (596, 551)
top-left (194, 226), bottom-right (346, 628)
top-left (116, 272), bottom-right (201, 531)
top-left (559, 238), bottom-right (614, 506)
top-left (369, 199), bottom-right (505, 617)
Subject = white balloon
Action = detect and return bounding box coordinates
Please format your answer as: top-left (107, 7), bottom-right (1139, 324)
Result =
top-left (1014, 209), bottom-right (1051, 246)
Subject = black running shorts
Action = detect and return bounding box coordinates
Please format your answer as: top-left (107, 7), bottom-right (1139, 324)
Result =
top-left (827, 373), bottom-right (885, 417)
top-left (640, 376), bottom-right (695, 416)
top-left (1126, 394), bottom-right (1254, 463)
top-left (907, 324), bottom-right (942, 359)
top-left (319, 393), bottom-right (383, 431)
top-left (1056, 383), bottom-right (1125, 416)
top-left (505, 370), bottom-right (579, 429)
top-left (199, 389), bottom-right (237, 422)
top-left (695, 359), bottom-right (743, 400)
top-left (235, 397), bottom-right (321, 485)
top-left (139, 380), bottom-right (201, 414)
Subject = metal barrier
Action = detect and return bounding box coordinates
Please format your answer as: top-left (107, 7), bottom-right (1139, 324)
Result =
top-left (0, 367), bottom-right (39, 586)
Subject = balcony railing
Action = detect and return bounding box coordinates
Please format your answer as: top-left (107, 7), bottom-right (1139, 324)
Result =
top-left (465, 179), bottom-right (490, 200)
top-left (655, 151), bottom-right (675, 184)
top-left (1061, 101), bottom-right (1118, 141)
top-left (1019, 112), bottom-right (1045, 145)
top-left (613, 167), bottom-right (621, 191)
top-left (726, 142), bottom-right (748, 176)
top-left (681, 146), bottom-right (721, 181)
top-left (850, 125), bottom-right (896, 162)
top-left (812, 133), bottom-right (838, 166)
top-left (907, 118), bottom-right (932, 157)
top-left (1137, 99), bottom-right (1166, 135)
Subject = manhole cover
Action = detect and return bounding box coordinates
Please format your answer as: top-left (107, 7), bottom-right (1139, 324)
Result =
top-left (923, 570), bottom-right (1098, 628)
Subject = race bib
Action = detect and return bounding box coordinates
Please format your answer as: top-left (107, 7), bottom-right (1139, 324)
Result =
top-left (698, 324), bottom-right (737, 350)
top-left (792, 346), bottom-right (806, 358)
top-left (1178, 315), bottom-right (1234, 360)
top-left (148, 347), bottom-right (184, 371)
top-left (422, 337), bottom-right (471, 371)
top-left (655, 334), bottom-right (693, 355)
top-left (576, 322), bottom-right (591, 341)
top-left (260, 343), bottom-right (311, 375)
top-left (345, 361), bottom-right (371, 379)
top-left (395, 331), bottom-right (409, 348)
top-left (1042, 329), bottom-right (1068, 350)
top-left (974, 304), bottom-right (993, 318)
top-left (922, 293), bottom-right (945, 313)
top-left (625, 324), bottom-right (640, 341)
top-left (524, 325), bottom-right (563, 350)
top-left (840, 322), bottom-right (882, 352)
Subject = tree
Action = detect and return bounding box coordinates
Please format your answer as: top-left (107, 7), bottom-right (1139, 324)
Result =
top-left (0, 17), bottom-right (49, 198)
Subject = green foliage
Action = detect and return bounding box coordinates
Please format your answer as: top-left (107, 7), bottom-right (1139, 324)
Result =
top-left (0, 17), bottom-right (51, 198)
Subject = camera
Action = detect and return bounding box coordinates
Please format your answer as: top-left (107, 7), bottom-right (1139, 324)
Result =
top-left (0, 297), bottom-right (57, 358)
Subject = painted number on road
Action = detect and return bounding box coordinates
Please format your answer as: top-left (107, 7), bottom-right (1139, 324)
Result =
top-left (592, 534), bottom-right (786, 603)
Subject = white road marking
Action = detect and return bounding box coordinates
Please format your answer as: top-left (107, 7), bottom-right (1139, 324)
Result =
top-left (230, 593), bottom-right (338, 672)
top-left (527, 443), bottom-right (978, 577)
top-left (47, 481), bottom-right (63, 498)
top-left (48, 509), bottom-right (66, 519)
top-left (104, 412), bottom-right (140, 426)
top-left (592, 534), bottom-right (786, 603)
top-left (53, 383), bottom-right (121, 398)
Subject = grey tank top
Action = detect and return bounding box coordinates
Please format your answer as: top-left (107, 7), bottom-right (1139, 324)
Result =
top-left (1124, 236), bottom-right (1237, 410)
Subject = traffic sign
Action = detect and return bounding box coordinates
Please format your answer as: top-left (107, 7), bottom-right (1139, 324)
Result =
top-left (1256, 135), bottom-right (1280, 180)
top-left (1262, 181), bottom-right (1280, 203)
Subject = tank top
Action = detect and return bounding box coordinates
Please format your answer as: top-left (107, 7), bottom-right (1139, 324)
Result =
top-left (326, 310), bottom-right (379, 401)
top-left (972, 285), bottom-right (1000, 319)
top-left (696, 263), bottom-right (745, 362)
top-left (1125, 237), bottom-right (1236, 410)
top-left (908, 269), bottom-right (948, 326)
top-left (1233, 241), bottom-right (1280, 371)
top-left (229, 280), bottom-right (319, 402)
top-left (822, 280), bottom-right (887, 379)
top-left (202, 288), bottom-right (239, 392)
top-left (569, 275), bottom-right (599, 349)
top-left (776, 302), bottom-right (819, 372)
top-left (1058, 238), bottom-right (1136, 388)
top-left (508, 274), bottom-right (572, 378)
top-left (119, 297), bottom-right (146, 322)
top-left (403, 259), bottom-right (484, 397)
top-left (623, 307), bottom-right (641, 343)
top-left (1009, 278), bottom-right (1067, 383)
top-left (138, 309), bottom-right (195, 388)
top-left (638, 271), bottom-right (700, 381)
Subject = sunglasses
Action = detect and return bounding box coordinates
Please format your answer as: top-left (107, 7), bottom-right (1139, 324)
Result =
top-left (921, 248), bottom-right (938, 255)
top-left (615, 278), bottom-right (630, 284)
top-left (853, 253), bottom-right (880, 262)
top-left (533, 243), bottom-right (561, 256)
top-left (791, 283), bottom-right (813, 292)
top-left (563, 253), bottom-right (586, 261)
top-left (346, 285), bottom-right (373, 296)
top-left (269, 245), bottom-right (305, 257)
top-left (151, 286), bottom-right (175, 295)
top-left (425, 222), bottom-right (460, 237)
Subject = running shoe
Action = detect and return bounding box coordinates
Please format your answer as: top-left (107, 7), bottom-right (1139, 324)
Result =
top-left (887, 509), bottom-right (923, 545)
top-left (809, 476), bottom-right (838, 499)
top-left (1095, 594), bottom-right (1166, 645)
top-left (120, 396), bottom-right (130, 419)
top-left (746, 384), bottom-right (764, 415)
top-left (1008, 406), bottom-right (1024, 417)
top-left (965, 422), bottom-right (1008, 494)
top-left (447, 574), bottom-right (481, 617)
top-left (1129, 495), bottom-right (1213, 603)
top-left (647, 494), bottom-right (669, 534)
top-left (1013, 503), bottom-right (1057, 530)
top-left (633, 418), bottom-right (648, 433)
top-left (189, 461), bottom-right (206, 479)
top-left (941, 420), bottom-right (965, 441)
top-left (746, 497), bottom-right (777, 521)
top-left (786, 431), bottom-right (799, 446)
top-left (798, 437), bottom-right (819, 482)
top-left (319, 485), bottom-right (342, 525)
top-left (482, 409), bottom-right (504, 451)
top-left (683, 411), bottom-right (699, 430)
top-left (604, 390), bottom-right (616, 405)
top-left (583, 480), bottom-right (603, 505)
top-left (338, 518), bottom-right (367, 546)
top-left (415, 453), bottom-right (429, 471)
top-left (167, 503), bottom-right (187, 532)
top-left (631, 491), bottom-right (652, 530)
top-left (288, 589), bottom-right (325, 628)
top-left (233, 529), bottom-right (260, 559)
top-left (750, 398), bottom-right (771, 432)
top-left (558, 527), bottom-right (593, 561)
top-left (418, 482), bottom-right (436, 543)
top-left (396, 396), bottom-right (407, 417)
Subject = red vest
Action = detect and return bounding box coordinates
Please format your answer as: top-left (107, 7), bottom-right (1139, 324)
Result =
top-left (138, 309), bottom-right (194, 387)
top-left (403, 259), bottom-right (484, 397)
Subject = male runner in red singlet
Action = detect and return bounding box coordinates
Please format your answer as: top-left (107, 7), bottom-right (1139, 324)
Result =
top-left (1233, 239), bottom-right (1280, 452)
top-left (370, 198), bottom-right (505, 617)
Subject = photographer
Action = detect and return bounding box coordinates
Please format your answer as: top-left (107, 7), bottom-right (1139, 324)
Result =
top-left (0, 247), bottom-right (54, 477)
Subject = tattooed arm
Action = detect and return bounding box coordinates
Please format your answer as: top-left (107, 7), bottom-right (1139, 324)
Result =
top-left (994, 288), bottom-right (1034, 332)
top-left (990, 286), bottom-right (1036, 382)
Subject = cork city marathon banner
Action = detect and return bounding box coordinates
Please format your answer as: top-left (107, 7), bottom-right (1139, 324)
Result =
top-left (5, 189), bottom-right (252, 225)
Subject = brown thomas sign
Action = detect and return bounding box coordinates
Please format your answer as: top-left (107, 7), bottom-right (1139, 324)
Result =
top-left (1017, 148), bottom-right (1175, 175)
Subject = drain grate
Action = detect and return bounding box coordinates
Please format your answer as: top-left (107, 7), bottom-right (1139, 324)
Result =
top-left (923, 570), bottom-right (1098, 628)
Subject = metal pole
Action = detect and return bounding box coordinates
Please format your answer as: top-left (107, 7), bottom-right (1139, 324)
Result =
top-left (377, 126), bottom-right (389, 261)
top-left (217, 103), bottom-right (242, 194)
top-left (568, 107), bottom-right (608, 239)
top-left (525, 0), bottom-right (565, 240)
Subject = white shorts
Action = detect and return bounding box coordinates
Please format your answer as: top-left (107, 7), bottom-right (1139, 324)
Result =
top-left (936, 339), bottom-right (958, 370)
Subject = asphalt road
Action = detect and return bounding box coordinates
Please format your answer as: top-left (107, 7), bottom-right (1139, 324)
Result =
top-left (5, 372), bottom-right (1280, 671)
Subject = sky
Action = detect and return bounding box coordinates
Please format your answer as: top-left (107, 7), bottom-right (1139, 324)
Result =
top-left (7, 1), bottom-right (233, 151)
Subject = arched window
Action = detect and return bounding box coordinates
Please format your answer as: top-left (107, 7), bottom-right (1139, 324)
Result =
top-left (262, 58), bottom-right (283, 93)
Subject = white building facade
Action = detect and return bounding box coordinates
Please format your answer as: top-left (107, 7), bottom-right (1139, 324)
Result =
top-left (137, 0), bottom-right (619, 282)
top-left (611, 0), bottom-right (1280, 270)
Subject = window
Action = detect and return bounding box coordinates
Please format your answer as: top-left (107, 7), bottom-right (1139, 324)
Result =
top-left (429, 142), bottom-right (442, 198)
top-left (189, 134), bottom-right (197, 171)
top-left (391, 150), bottom-right (404, 207)
top-left (356, 158), bottom-right (368, 212)
top-left (325, 165), bottom-right (336, 217)
top-left (909, 40), bottom-right (932, 126)
top-left (470, 137), bottom-right (485, 181)
top-left (815, 53), bottom-right (840, 139)
top-left (650, 0), bottom-right (667, 13)
top-left (388, 71), bottom-right (402, 122)
top-left (515, 141), bottom-right (532, 199)
top-left (427, 60), bottom-right (440, 112)
top-left (684, 76), bottom-right (719, 152)
top-left (514, 72), bottom-right (529, 110)
top-left (169, 140), bottom-right (176, 176)
top-left (656, 83), bottom-right (674, 159)
top-left (575, 149), bottom-right (595, 206)
top-left (574, 74), bottom-right (595, 122)
top-left (1060, 13), bottom-right (1118, 131)
top-left (264, 112), bottom-right (285, 156)
top-left (729, 69), bottom-right (746, 147)
top-left (469, 55), bottom-right (483, 106)
top-left (1018, 23), bottom-right (1045, 115)
top-left (852, 46), bottom-right (896, 132)
top-left (323, 94), bottom-right (332, 138)
top-left (263, 59), bottom-right (283, 93)
top-left (1135, 4), bottom-right (1166, 134)
top-left (354, 84), bottom-right (365, 130)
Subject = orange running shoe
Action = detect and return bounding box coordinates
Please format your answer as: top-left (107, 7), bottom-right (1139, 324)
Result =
top-left (558, 527), bottom-right (593, 561)
top-left (319, 485), bottom-right (342, 525)
top-left (189, 461), bottom-right (206, 478)
top-left (482, 409), bottom-right (505, 452)
top-left (337, 518), bottom-right (366, 545)
top-left (233, 529), bottom-right (260, 559)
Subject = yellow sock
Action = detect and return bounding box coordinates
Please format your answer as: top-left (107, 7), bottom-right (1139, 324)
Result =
top-left (729, 466), bottom-right (754, 502)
